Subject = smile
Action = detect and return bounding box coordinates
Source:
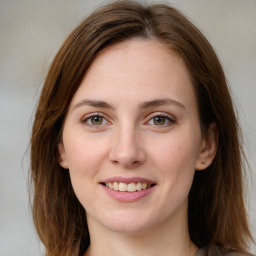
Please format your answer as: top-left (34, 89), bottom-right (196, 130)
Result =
top-left (101, 177), bottom-right (156, 202)
top-left (104, 182), bottom-right (153, 192)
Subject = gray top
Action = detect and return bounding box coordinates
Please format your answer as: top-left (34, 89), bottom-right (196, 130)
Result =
top-left (195, 246), bottom-right (255, 256)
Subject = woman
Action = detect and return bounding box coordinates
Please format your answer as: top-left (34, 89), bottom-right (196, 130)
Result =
top-left (30, 1), bottom-right (254, 255)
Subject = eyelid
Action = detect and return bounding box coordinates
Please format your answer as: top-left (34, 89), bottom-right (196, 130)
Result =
top-left (145, 112), bottom-right (176, 125)
top-left (81, 112), bottom-right (111, 126)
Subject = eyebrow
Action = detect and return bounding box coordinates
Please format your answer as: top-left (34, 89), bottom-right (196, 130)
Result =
top-left (139, 98), bottom-right (185, 110)
top-left (72, 98), bottom-right (185, 111)
top-left (72, 99), bottom-right (115, 111)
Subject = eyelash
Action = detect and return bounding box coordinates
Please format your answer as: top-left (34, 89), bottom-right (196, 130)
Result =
top-left (81, 113), bottom-right (109, 127)
top-left (146, 112), bottom-right (176, 126)
top-left (81, 112), bottom-right (176, 128)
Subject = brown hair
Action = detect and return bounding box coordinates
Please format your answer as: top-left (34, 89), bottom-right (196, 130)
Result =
top-left (30, 1), bottom-right (253, 255)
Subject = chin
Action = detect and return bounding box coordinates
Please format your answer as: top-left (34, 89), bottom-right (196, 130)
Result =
top-left (96, 210), bottom-right (164, 235)
top-left (107, 221), bottom-right (153, 235)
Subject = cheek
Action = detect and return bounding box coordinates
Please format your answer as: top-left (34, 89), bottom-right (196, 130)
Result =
top-left (152, 134), bottom-right (200, 169)
top-left (150, 131), bottom-right (201, 189)
top-left (63, 131), bottom-right (108, 172)
top-left (65, 137), bottom-right (109, 207)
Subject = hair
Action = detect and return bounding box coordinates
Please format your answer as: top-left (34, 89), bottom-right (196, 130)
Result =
top-left (30, 1), bottom-right (253, 255)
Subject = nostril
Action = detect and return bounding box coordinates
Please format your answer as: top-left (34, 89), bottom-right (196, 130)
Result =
top-left (108, 141), bottom-right (146, 168)
top-left (110, 158), bottom-right (141, 168)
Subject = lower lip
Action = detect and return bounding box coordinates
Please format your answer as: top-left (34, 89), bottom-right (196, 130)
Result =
top-left (101, 185), bottom-right (156, 202)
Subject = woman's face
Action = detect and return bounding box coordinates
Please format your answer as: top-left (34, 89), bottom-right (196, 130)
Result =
top-left (58, 39), bottom-right (214, 234)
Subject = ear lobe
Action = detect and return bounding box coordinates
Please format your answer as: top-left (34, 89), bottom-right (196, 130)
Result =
top-left (57, 142), bottom-right (69, 169)
top-left (196, 123), bottom-right (218, 171)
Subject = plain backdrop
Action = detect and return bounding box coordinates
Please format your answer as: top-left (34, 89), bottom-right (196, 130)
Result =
top-left (0, 0), bottom-right (255, 255)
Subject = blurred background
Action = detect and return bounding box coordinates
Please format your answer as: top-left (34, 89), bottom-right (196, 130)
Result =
top-left (0, 0), bottom-right (255, 255)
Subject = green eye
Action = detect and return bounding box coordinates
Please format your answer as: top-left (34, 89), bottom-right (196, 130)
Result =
top-left (147, 114), bottom-right (175, 126)
top-left (153, 116), bottom-right (166, 125)
top-left (90, 116), bottom-right (104, 125)
top-left (84, 115), bottom-right (107, 126)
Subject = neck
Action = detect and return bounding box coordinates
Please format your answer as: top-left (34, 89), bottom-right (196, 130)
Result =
top-left (84, 207), bottom-right (198, 256)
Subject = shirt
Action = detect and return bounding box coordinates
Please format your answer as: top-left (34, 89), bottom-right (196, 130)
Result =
top-left (195, 246), bottom-right (255, 256)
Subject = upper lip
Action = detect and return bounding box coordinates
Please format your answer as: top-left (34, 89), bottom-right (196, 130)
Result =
top-left (101, 176), bottom-right (156, 185)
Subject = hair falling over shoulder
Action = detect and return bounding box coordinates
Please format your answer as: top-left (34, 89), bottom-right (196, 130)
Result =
top-left (30, 1), bottom-right (254, 255)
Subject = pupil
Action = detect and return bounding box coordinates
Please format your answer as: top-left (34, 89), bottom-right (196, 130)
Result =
top-left (92, 116), bottom-right (103, 125)
top-left (154, 116), bottom-right (165, 125)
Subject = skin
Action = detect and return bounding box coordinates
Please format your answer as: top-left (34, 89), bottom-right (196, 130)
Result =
top-left (58, 39), bottom-right (217, 256)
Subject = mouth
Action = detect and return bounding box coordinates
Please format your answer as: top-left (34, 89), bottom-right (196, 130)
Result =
top-left (101, 182), bottom-right (155, 192)
top-left (100, 177), bottom-right (156, 202)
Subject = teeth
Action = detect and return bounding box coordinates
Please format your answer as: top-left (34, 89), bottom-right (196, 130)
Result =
top-left (105, 182), bottom-right (152, 192)
top-left (119, 182), bottom-right (127, 192)
top-left (136, 183), bottom-right (142, 191)
top-left (108, 182), bottom-right (113, 189)
top-left (127, 183), bottom-right (136, 192)
top-left (113, 182), bottom-right (119, 190)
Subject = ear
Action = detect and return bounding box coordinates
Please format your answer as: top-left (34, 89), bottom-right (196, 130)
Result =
top-left (57, 142), bottom-right (69, 169)
top-left (196, 123), bottom-right (218, 170)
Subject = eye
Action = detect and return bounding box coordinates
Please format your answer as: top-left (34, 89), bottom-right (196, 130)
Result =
top-left (82, 114), bottom-right (108, 126)
top-left (152, 116), bottom-right (168, 125)
top-left (147, 113), bottom-right (175, 126)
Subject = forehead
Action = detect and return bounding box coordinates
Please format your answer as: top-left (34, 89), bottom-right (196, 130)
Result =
top-left (89, 39), bottom-right (189, 79)
top-left (69, 38), bottom-right (196, 110)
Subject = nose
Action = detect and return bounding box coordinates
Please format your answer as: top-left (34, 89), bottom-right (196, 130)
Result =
top-left (108, 125), bottom-right (146, 169)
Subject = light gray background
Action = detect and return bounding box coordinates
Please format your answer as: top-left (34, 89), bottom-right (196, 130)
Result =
top-left (0, 0), bottom-right (255, 255)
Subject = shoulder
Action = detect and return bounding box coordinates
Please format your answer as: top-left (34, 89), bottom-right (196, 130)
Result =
top-left (195, 246), bottom-right (255, 256)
